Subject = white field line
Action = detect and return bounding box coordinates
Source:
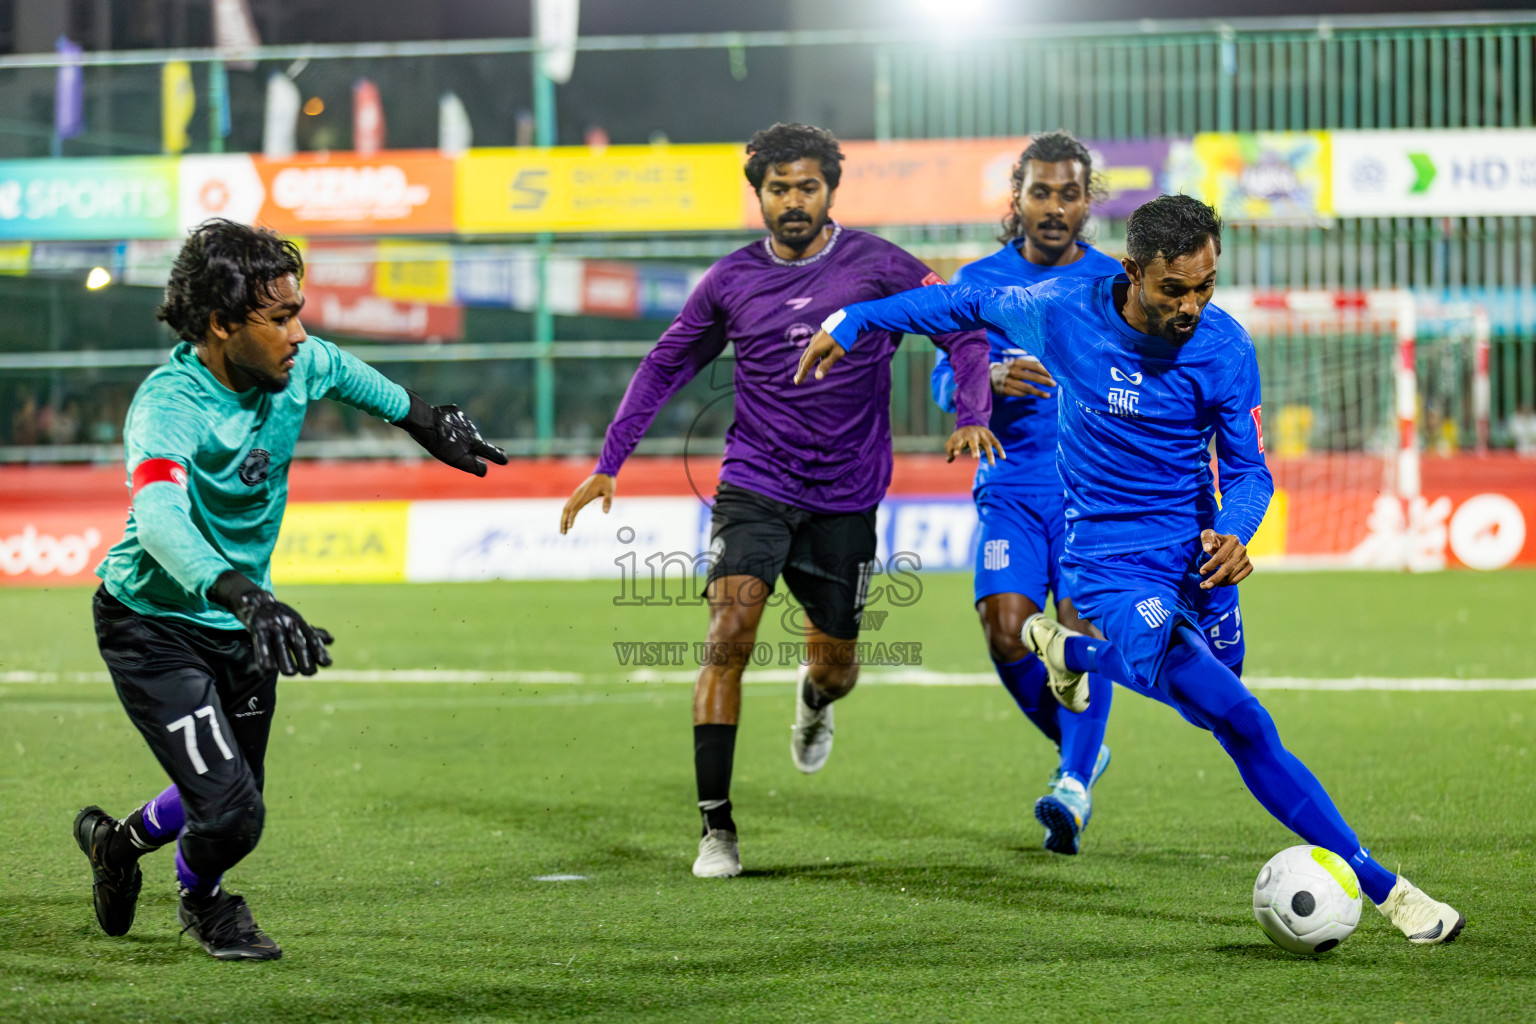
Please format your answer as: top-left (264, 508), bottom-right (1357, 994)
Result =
top-left (3, 669), bottom-right (1536, 691)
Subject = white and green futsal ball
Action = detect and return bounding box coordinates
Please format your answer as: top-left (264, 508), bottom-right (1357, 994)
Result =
top-left (1252, 845), bottom-right (1363, 954)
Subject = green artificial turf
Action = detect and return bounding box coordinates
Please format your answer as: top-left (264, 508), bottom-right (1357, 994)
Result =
top-left (1, 572), bottom-right (1533, 1023)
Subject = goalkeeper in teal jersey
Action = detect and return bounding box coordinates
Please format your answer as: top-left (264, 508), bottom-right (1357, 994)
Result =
top-left (73, 219), bottom-right (507, 962)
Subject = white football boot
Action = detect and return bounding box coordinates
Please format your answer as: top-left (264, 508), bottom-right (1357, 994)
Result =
top-left (692, 829), bottom-right (742, 878)
top-left (1020, 613), bottom-right (1090, 713)
top-left (790, 663), bottom-right (835, 773)
top-left (1376, 876), bottom-right (1465, 944)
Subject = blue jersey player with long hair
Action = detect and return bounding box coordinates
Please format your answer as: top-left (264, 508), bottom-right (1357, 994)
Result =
top-left (930, 133), bottom-right (1246, 856)
top-left (797, 194), bottom-right (1464, 946)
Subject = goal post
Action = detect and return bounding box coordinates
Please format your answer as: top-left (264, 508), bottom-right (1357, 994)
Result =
top-left (1217, 289), bottom-right (1484, 571)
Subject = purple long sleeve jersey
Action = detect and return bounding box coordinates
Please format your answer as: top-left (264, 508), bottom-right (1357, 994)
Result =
top-left (594, 224), bottom-right (992, 513)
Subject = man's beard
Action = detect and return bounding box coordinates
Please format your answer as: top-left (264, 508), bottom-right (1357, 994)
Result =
top-left (769, 209), bottom-right (827, 254)
top-left (1138, 287), bottom-right (1200, 343)
top-left (231, 355), bottom-right (291, 393)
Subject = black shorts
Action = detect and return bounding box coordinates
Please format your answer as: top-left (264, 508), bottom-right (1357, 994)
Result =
top-left (706, 481), bottom-right (878, 640)
top-left (92, 587), bottom-right (277, 830)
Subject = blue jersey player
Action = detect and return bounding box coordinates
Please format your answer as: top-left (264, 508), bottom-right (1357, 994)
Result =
top-left (800, 195), bottom-right (1464, 946)
top-left (931, 133), bottom-right (1122, 855)
top-left (931, 134), bottom-right (1246, 856)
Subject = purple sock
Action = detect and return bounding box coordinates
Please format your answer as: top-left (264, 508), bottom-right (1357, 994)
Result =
top-left (1056, 671), bottom-right (1112, 786)
top-left (175, 831), bottom-right (221, 898)
top-left (993, 655), bottom-right (1062, 746)
top-left (142, 785), bottom-right (185, 841)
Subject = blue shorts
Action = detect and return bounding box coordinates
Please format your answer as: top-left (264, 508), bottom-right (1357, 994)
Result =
top-left (972, 488), bottom-right (1065, 608)
top-left (1061, 536), bottom-right (1247, 694)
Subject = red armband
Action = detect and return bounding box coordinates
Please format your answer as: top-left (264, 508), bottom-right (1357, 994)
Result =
top-left (132, 458), bottom-right (189, 498)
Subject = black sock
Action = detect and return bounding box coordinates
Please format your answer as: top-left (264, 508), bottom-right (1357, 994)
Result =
top-left (105, 808), bottom-right (163, 864)
top-left (802, 678), bottom-right (835, 710)
top-left (694, 723), bottom-right (737, 834)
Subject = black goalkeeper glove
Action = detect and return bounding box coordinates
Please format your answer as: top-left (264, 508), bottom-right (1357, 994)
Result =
top-left (394, 391), bottom-right (509, 477)
top-left (209, 571), bottom-right (334, 677)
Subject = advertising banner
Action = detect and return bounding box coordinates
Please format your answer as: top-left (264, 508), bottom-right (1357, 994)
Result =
top-left (456, 145), bottom-right (745, 234)
top-left (1331, 130), bottom-right (1536, 217)
top-left (405, 497), bottom-right (704, 582)
top-left (1091, 140), bottom-right (1173, 218)
top-left (0, 158), bottom-right (178, 240)
top-left (1170, 133), bottom-right (1331, 223)
top-left (179, 151), bottom-right (455, 236)
top-left (736, 137), bottom-right (1174, 229)
top-left (270, 501), bottom-right (410, 584)
top-left (0, 507), bottom-right (123, 587)
top-left (374, 240), bottom-right (454, 303)
top-left (3, 456), bottom-right (1533, 588)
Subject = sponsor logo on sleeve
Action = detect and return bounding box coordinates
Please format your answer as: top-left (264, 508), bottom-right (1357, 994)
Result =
top-left (1251, 405), bottom-right (1265, 452)
top-left (920, 271), bottom-right (945, 287)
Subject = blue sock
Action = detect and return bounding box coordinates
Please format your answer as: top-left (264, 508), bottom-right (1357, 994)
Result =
top-left (1056, 671), bottom-right (1112, 786)
top-left (175, 829), bottom-right (221, 899)
top-left (993, 655), bottom-right (1061, 747)
top-left (1159, 628), bottom-right (1396, 905)
top-left (1063, 635), bottom-right (1136, 688)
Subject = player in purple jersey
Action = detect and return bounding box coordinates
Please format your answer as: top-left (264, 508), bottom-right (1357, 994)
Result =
top-left (560, 124), bottom-right (1000, 878)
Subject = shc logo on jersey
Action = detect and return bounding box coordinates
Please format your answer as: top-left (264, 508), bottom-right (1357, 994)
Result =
top-left (1108, 388), bottom-right (1141, 418)
top-left (1110, 366), bottom-right (1144, 385)
top-left (239, 448), bottom-right (272, 486)
top-left (1135, 596), bottom-right (1172, 628)
top-left (983, 539), bottom-right (1010, 572)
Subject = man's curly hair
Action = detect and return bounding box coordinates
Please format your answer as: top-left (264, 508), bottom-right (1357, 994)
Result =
top-left (744, 123), bottom-right (845, 192)
top-left (1125, 194), bottom-right (1223, 266)
top-left (156, 219), bottom-right (303, 343)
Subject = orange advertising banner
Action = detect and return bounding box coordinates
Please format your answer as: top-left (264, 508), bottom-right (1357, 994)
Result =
top-left (739, 138), bottom-right (1028, 229)
top-left (179, 151), bottom-right (456, 236)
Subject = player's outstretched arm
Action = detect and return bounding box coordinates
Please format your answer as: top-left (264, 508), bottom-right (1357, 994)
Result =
top-left (561, 473), bottom-right (615, 534)
top-left (208, 570), bottom-right (334, 676)
top-left (394, 391), bottom-right (509, 477)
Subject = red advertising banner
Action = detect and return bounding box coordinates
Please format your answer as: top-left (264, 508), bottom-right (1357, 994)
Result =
top-left (301, 241), bottom-right (463, 341)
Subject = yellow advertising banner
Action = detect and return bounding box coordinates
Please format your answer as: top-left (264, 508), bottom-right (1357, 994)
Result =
top-left (271, 501), bottom-right (410, 584)
top-left (456, 144), bottom-right (745, 233)
top-left (374, 240), bottom-right (454, 303)
top-left (1169, 133), bottom-right (1332, 223)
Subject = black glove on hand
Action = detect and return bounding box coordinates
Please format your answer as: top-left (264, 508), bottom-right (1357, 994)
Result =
top-left (209, 571), bottom-right (334, 677)
top-left (394, 391), bottom-right (509, 477)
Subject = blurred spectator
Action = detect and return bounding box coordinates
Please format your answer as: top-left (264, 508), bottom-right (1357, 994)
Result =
top-left (1511, 405), bottom-right (1536, 457)
top-left (45, 400), bottom-right (82, 445)
top-left (11, 392), bottom-right (39, 445)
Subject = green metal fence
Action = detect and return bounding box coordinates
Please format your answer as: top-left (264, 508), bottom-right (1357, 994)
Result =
top-left (881, 16), bottom-right (1536, 138)
top-left (5, 14), bottom-right (1536, 461)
